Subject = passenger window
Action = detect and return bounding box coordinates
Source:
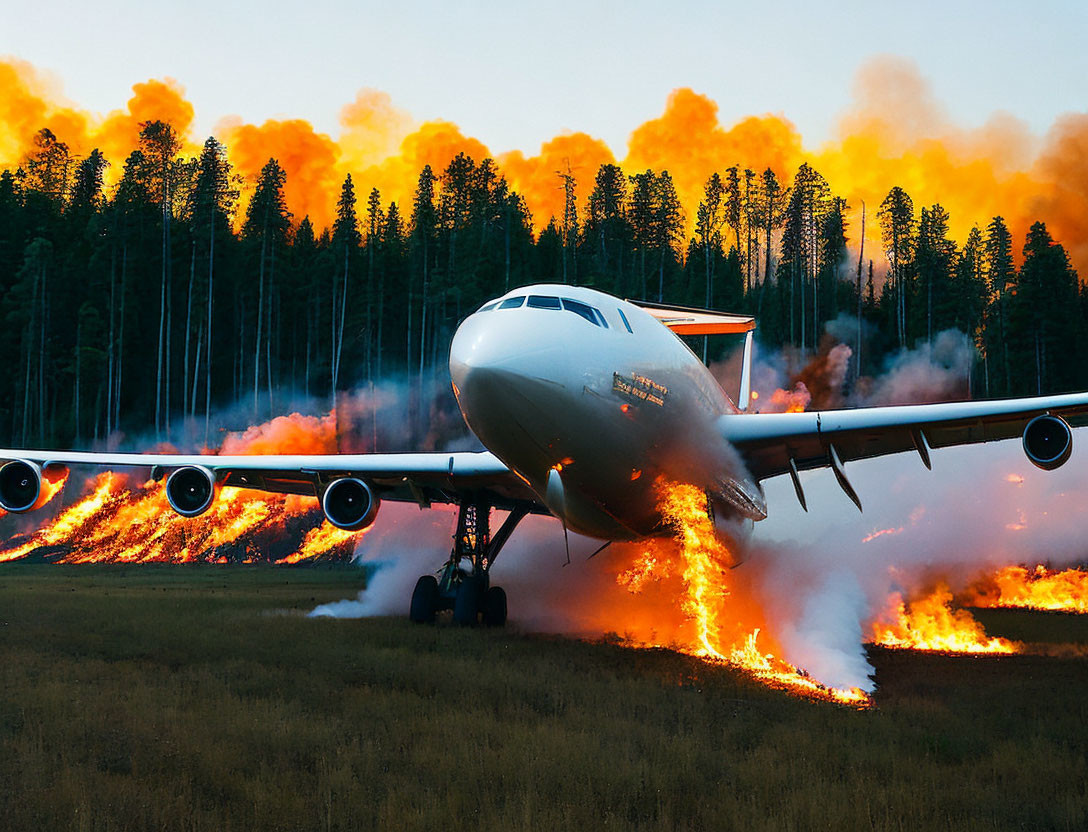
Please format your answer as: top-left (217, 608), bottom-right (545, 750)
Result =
top-left (527, 295), bottom-right (561, 310)
top-left (478, 302), bottom-right (498, 312)
top-left (561, 298), bottom-right (599, 326)
top-left (499, 297), bottom-right (525, 309)
top-left (617, 308), bottom-right (634, 333)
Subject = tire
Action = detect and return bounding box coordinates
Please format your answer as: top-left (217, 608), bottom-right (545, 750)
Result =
top-left (409, 575), bottom-right (439, 624)
top-left (482, 585), bottom-right (507, 628)
top-left (453, 577), bottom-right (482, 626)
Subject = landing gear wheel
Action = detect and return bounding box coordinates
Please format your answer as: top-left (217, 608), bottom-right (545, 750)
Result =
top-left (483, 586), bottom-right (507, 628)
top-left (409, 575), bottom-right (439, 624)
top-left (453, 577), bottom-right (482, 626)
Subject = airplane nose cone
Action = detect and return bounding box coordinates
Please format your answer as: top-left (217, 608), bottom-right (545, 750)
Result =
top-left (448, 308), bottom-right (571, 430)
top-left (448, 313), bottom-right (493, 395)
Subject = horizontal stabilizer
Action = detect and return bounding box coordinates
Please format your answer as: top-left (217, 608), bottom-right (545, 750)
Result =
top-left (629, 300), bottom-right (756, 335)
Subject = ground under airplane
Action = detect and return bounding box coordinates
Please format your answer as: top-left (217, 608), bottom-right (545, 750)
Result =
top-left (1, 283), bottom-right (1086, 626)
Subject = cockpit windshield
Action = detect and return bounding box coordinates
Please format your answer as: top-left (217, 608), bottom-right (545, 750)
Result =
top-left (481, 294), bottom-right (608, 327)
top-left (527, 295), bottom-right (561, 309)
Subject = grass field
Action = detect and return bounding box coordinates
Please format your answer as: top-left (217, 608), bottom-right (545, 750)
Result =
top-left (1, 564), bottom-right (1087, 831)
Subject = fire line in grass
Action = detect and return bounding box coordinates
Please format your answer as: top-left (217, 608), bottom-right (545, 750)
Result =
top-left (0, 413), bottom-right (367, 564)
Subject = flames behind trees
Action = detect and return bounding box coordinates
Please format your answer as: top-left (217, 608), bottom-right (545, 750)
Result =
top-left (2, 55), bottom-right (1088, 274)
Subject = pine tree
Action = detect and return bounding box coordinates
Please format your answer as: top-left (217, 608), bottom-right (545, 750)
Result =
top-left (914, 203), bottom-right (954, 343)
top-left (695, 173), bottom-right (725, 310)
top-left (653, 171), bottom-right (683, 302)
top-left (366, 187), bottom-right (385, 377)
top-left (877, 186), bottom-right (916, 348)
top-left (138, 121), bottom-right (182, 438)
top-left (190, 137), bottom-right (236, 440)
top-left (68, 150), bottom-right (108, 219)
top-left (983, 216), bottom-right (1015, 394)
top-left (1009, 223), bottom-right (1082, 394)
top-left (628, 170), bottom-right (656, 299)
top-left (329, 173), bottom-right (359, 406)
top-left (952, 226), bottom-right (988, 347)
top-left (585, 164), bottom-right (628, 293)
top-left (556, 163), bottom-right (578, 284)
top-left (410, 166), bottom-right (437, 375)
top-left (779, 163), bottom-right (831, 350)
top-left (242, 158), bottom-right (291, 416)
top-left (22, 128), bottom-right (72, 204)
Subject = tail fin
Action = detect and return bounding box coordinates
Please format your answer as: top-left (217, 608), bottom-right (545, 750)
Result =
top-left (738, 330), bottom-right (754, 411)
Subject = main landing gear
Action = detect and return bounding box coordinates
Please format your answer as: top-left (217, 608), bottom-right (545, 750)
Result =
top-left (409, 497), bottom-right (528, 627)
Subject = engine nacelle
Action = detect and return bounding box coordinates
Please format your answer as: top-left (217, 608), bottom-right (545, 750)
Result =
top-left (321, 477), bottom-right (380, 531)
top-left (0, 459), bottom-right (42, 513)
top-left (1022, 414), bottom-right (1073, 471)
top-left (165, 465), bottom-right (218, 517)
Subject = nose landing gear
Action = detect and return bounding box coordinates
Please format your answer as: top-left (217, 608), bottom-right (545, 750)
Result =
top-left (409, 497), bottom-right (528, 627)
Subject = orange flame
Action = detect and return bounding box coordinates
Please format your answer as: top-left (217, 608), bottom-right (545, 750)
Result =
top-left (757, 385), bottom-right (811, 413)
top-left (639, 481), bottom-right (870, 706)
top-left (616, 547), bottom-right (672, 594)
top-left (0, 413), bottom-right (367, 565)
top-left (963, 564), bottom-right (1088, 614)
top-left (861, 526), bottom-right (903, 544)
top-left (4, 56), bottom-right (1088, 274)
top-left (870, 584), bottom-right (1019, 653)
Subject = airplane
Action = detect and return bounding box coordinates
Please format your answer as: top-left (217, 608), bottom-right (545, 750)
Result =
top-left (1, 283), bottom-right (1086, 627)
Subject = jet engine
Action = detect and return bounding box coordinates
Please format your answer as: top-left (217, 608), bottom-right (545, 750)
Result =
top-left (0, 459), bottom-right (42, 513)
top-left (1022, 414), bottom-right (1073, 471)
top-left (321, 477), bottom-right (380, 530)
top-left (165, 465), bottom-right (218, 517)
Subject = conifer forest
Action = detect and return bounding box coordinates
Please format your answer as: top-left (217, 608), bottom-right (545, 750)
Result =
top-left (1, 122), bottom-right (1084, 449)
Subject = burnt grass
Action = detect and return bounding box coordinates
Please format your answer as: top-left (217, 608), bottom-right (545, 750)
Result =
top-left (1, 565), bottom-right (1086, 832)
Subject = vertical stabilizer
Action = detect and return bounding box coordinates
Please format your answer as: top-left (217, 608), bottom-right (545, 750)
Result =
top-left (738, 330), bottom-right (754, 411)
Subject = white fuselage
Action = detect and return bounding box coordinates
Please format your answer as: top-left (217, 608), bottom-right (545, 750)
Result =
top-left (449, 285), bottom-right (764, 540)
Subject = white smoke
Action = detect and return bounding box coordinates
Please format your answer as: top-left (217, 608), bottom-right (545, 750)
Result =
top-left (309, 323), bottom-right (1088, 695)
top-left (851, 328), bottom-right (974, 406)
top-left (309, 503), bottom-right (628, 631)
top-left (748, 430), bottom-right (1088, 691)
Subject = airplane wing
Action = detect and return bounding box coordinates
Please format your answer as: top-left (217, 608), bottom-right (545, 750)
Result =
top-left (720, 392), bottom-right (1088, 507)
top-left (0, 449), bottom-right (547, 514)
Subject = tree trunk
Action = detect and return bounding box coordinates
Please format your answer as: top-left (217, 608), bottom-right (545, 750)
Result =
top-left (190, 320), bottom-right (203, 422)
top-left (266, 246), bottom-right (276, 416)
top-left (39, 262), bottom-right (47, 443)
top-left (419, 237), bottom-right (428, 376)
top-left (254, 228), bottom-right (267, 419)
top-left (855, 203), bottom-right (865, 379)
top-left (74, 317), bottom-right (82, 444)
top-left (21, 262), bottom-right (39, 446)
top-left (204, 208), bottom-right (215, 447)
top-left (155, 227), bottom-right (167, 439)
top-left (107, 243), bottom-right (116, 436)
top-left (658, 245), bottom-right (665, 303)
top-left (184, 241), bottom-right (195, 418)
top-left (115, 243), bottom-right (127, 432)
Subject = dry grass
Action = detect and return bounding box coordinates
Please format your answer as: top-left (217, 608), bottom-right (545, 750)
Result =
top-left (1, 564), bottom-right (1086, 831)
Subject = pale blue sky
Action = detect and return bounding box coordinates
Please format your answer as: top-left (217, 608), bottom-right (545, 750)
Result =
top-left (4, 0), bottom-right (1086, 154)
